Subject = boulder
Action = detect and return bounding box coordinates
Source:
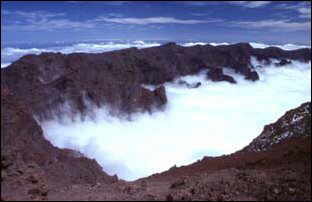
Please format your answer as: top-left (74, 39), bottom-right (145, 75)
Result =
top-left (275, 59), bottom-right (292, 67)
top-left (208, 67), bottom-right (223, 81)
top-left (222, 75), bottom-right (237, 84)
top-left (245, 70), bottom-right (259, 81)
top-left (190, 82), bottom-right (202, 88)
top-left (178, 80), bottom-right (202, 88)
top-left (136, 87), bottom-right (155, 111)
top-left (153, 85), bottom-right (167, 107)
top-left (207, 67), bottom-right (237, 84)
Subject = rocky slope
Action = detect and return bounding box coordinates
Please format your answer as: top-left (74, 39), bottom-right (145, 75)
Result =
top-left (243, 102), bottom-right (311, 152)
top-left (1, 87), bottom-right (118, 201)
top-left (1, 93), bottom-right (310, 201)
top-left (1, 42), bottom-right (310, 121)
top-left (1, 42), bottom-right (311, 201)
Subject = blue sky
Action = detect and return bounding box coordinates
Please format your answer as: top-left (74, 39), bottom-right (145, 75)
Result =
top-left (1, 1), bottom-right (311, 45)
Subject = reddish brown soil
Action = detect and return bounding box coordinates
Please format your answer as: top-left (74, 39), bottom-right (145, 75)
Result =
top-left (1, 91), bottom-right (310, 201)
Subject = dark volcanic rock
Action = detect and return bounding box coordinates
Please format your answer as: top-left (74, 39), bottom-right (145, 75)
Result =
top-left (1, 92), bottom-right (117, 200)
top-left (1, 53), bottom-right (311, 201)
top-left (178, 80), bottom-right (202, 88)
top-left (252, 47), bottom-right (311, 63)
top-left (153, 85), bottom-right (167, 107)
top-left (275, 59), bottom-right (292, 67)
top-left (1, 42), bottom-right (310, 120)
top-left (1, 42), bottom-right (311, 200)
top-left (207, 67), bottom-right (223, 80)
top-left (207, 67), bottom-right (237, 84)
top-left (245, 70), bottom-right (260, 81)
top-left (136, 87), bottom-right (155, 111)
top-left (191, 82), bottom-right (202, 88)
top-left (222, 74), bottom-right (237, 84)
top-left (234, 65), bottom-right (260, 81)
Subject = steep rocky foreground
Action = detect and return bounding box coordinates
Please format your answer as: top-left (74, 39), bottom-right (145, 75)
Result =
top-left (1, 42), bottom-right (311, 201)
top-left (1, 93), bottom-right (311, 201)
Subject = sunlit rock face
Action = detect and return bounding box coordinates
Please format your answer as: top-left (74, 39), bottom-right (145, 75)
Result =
top-left (244, 102), bottom-right (311, 152)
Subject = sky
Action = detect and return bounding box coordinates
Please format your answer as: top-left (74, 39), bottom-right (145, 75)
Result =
top-left (1, 1), bottom-right (311, 45)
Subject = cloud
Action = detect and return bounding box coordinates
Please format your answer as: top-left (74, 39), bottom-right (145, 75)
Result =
top-left (2, 7), bottom-right (221, 32)
top-left (179, 1), bottom-right (217, 6)
top-left (94, 16), bottom-right (222, 25)
top-left (14, 11), bottom-right (66, 23)
top-left (191, 13), bottom-right (209, 16)
top-left (38, 60), bottom-right (311, 181)
top-left (228, 1), bottom-right (271, 8)
top-left (66, 1), bottom-right (129, 5)
top-left (107, 13), bottom-right (124, 18)
top-left (298, 7), bottom-right (311, 19)
top-left (3, 10), bottom-right (66, 21)
top-left (2, 9), bottom-right (221, 32)
top-left (275, 2), bottom-right (311, 19)
top-left (4, 19), bottom-right (96, 31)
top-left (232, 19), bottom-right (310, 31)
top-left (102, 1), bottom-right (129, 5)
top-left (2, 10), bottom-right (96, 31)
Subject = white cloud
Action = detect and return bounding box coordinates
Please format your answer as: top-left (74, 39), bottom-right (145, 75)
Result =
top-left (2, 10), bottom-right (96, 31)
top-left (107, 13), bottom-right (124, 18)
top-left (2, 7), bottom-right (221, 31)
top-left (275, 2), bottom-right (311, 19)
top-left (38, 61), bottom-right (311, 181)
top-left (2, 13), bottom-right (220, 31)
top-left (298, 7), bottom-right (311, 19)
top-left (5, 19), bottom-right (96, 31)
top-left (179, 1), bottom-right (216, 6)
top-left (94, 16), bottom-right (222, 25)
top-left (3, 10), bottom-right (66, 22)
top-left (228, 1), bottom-right (271, 8)
top-left (15, 10), bottom-right (65, 18)
top-left (232, 19), bottom-right (310, 31)
top-left (67, 1), bottom-right (129, 5)
top-left (103, 1), bottom-right (129, 5)
top-left (191, 13), bottom-right (209, 16)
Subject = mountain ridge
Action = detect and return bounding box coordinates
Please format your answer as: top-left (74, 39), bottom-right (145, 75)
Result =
top-left (1, 42), bottom-right (311, 200)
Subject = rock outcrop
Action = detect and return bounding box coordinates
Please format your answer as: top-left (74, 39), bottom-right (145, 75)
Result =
top-left (178, 80), bottom-right (202, 88)
top-left (243, 102), bottom-right (311, 152)
top-left (207, 67), bottom-right (237, 84)
top-left (1, 42), bottom-right (310, 121)
top-left (275, 59), bottom-right (292, 67)
top-left (1, 42), bottom-right (311, 201)
top-left (1, 88), bottom-right (118, 201)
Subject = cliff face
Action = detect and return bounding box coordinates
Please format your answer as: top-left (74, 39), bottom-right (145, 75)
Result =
top-left (1, 42), bottom-right (311, 201)
top-left (1, 42), bottom-right (310, 121)
top-left (1, 88), bottom-right (118, 201)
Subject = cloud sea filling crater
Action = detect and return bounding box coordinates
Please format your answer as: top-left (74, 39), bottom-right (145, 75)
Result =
top-left (3, 41), bottom-right (311, 181)
top-left (38, 63), bottom-right (310, 181)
